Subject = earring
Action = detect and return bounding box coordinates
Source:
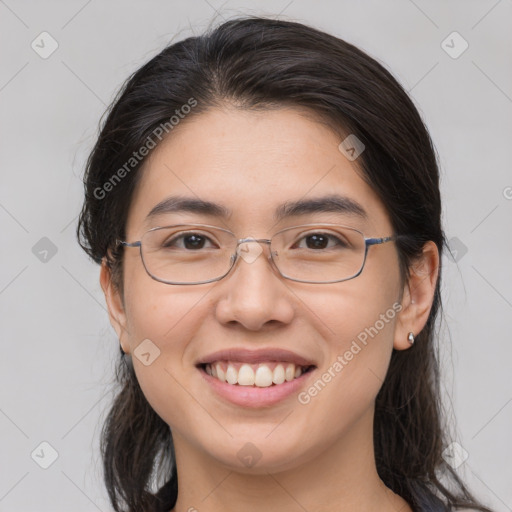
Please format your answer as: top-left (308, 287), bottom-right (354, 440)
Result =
top-left (407, 332), bottom-right (415, 345)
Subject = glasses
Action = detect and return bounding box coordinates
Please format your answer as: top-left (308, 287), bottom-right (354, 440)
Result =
top-left (118, 223), bottom-right (397, 285)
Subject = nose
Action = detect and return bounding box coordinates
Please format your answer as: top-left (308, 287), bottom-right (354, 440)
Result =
top-left (214, 239), bottom-right (295, 331)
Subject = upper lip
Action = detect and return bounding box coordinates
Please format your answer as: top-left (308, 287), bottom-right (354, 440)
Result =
top-left (196, 348), bottom-right (317, 367)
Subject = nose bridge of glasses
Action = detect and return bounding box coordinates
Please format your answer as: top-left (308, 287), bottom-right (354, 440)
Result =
top-left (237, 237), bottom-right (272, 246)
top-left (234, 237), bottom-right (274, 266)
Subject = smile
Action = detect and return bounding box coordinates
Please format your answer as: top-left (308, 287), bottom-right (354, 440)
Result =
top-left (195, 347), bottom-right (318, 407)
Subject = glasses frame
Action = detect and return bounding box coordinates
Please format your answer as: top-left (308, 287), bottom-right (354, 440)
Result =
top-left (117, 222), bottom-right (397, 285)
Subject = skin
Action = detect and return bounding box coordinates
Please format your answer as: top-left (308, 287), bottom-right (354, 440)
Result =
top-left (100, 106), bottom-right (439, 512)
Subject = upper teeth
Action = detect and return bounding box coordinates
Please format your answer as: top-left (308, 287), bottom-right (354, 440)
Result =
top-left (205, 362), bottom-right (306, 387)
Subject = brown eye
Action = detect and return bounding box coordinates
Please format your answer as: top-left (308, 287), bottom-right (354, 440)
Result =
top-left (292, 232), bottom-right (348, 250)
top-left (162, 233), bottom-right (216, 250)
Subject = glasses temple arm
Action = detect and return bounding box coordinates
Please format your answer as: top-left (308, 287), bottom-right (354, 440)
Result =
top-left (116, 240), bottom-right (141, 248)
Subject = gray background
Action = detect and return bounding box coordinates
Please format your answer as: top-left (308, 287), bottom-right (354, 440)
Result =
top-left (0, 1), bottom-right (511, 511)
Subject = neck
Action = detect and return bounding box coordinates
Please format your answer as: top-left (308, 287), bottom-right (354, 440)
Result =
top-left (169, 407), bottom-right (412, 512)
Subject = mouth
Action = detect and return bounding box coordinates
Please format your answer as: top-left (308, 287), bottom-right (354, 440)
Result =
top-left (198, 361), bottom-right (316, 387)
top-left (195, 348), bottom-right (317, 407)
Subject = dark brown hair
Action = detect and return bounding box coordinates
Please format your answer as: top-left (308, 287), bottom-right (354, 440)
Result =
top-left (77, 15), bottom-right (493, 512)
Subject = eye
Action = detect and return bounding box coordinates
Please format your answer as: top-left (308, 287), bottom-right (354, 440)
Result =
top-left (292, 232), bottom-right (349, 250)
top-left (162, 232), bottom-right (218, 250)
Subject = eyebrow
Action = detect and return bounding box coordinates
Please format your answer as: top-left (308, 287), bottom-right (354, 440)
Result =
top-left (145, 194), bottom-right (368, 224)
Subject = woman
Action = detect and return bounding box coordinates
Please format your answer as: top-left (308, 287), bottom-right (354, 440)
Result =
top-left (77, 16), bottom-right (493, 512)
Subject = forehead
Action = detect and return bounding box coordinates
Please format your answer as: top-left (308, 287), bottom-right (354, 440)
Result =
top-left (126, 107), bottom-right (391, 235)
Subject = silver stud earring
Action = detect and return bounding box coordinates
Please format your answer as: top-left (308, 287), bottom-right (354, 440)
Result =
top-left (407, 332), bottom-right (415, 345)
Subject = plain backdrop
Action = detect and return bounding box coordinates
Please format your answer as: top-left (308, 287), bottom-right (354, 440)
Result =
top-left (0, 1), bottom-right (511, 511)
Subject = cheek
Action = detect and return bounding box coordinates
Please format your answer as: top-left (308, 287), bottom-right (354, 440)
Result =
top-left (122, 252), bottom-right (208, 343)
top-left (319, 289), bottom-right (398, 385)
top-left (293, 298), bottom-right (398, 448)
top-left (309, 261), bottom-right (401, 353)
top-left (123, 285), bottom-right (210, 427)
top-left (299, 252), bottom-right (401, 411)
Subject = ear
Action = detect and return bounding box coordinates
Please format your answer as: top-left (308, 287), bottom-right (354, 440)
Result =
top-left (394, 241), bottom-right (439, 350)
top-left (100, 258), bottom-right (130, 354)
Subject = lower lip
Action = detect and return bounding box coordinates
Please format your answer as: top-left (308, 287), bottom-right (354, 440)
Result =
top-left (198, 366), bottom-right (316, 408)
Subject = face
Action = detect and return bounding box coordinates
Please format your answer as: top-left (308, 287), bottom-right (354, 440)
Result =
top-left (103, 106), bottom-right (415, 474)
